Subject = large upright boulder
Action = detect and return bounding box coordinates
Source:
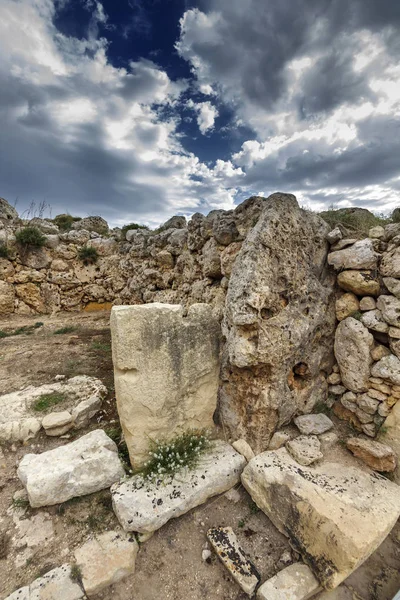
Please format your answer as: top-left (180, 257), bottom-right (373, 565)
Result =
top-left (219, 193), bottom-right (335, 452)
top-left (110, 303), bottom-right (220, 467)
top-left (0, 197), bottom-right (18, 222)
top-left (241, 448), bottom-right (400, 590)
top-left (334, 317), bottom-right (374, 392)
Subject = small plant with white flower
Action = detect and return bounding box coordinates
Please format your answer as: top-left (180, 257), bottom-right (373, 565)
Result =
top-left (137, 429), bottom-right (212, 482)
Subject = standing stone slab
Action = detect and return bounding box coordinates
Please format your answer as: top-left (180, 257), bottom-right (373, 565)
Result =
top-left (334, 317), bottom-right (374, 392)
top-left (17, 430), bottom-right (125, 507)
top-left (111, 440), bottom-right (246, 533)
top-left (74, 530), bottom-right (139, 596)
top-left (207, 526), bottom-right (260, 596)
top-left (257, 563), bottom-right (321, 600)
top-left (241, 448), bottom-right (400, 590)
top-left (111, 303), bottom-right (220, 467)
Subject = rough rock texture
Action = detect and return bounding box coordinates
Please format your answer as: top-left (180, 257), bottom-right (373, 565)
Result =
top-left (377, 295), bottom-right (400, 327)
top-left (334, 318), bottom-right (374, 392)
top-left (219, 193), bottom-right (335, 453)
top-left (0, 280), bottom-right (15, 314)
top-left (371, 355), bottom-right (400, 385)
top-left (207, 527), bottom-right (260, 595)
top-left (111, 303), bottom-right (220, 467)
top-left (241, 448), bottom-right (400, 589)
top-left (346, 437), bottom-right (396, 472)
top-left (5, 565), bottom-right (87, 600)
top-left (286, 435), bottom-right (323, 466)
top-left (380, 247), bottom-right (400, 277)
top-left (335, 293), bottom-right (359, 321)
top-left (328, 239), bottom-right (378, 271)
top-left (111, 440), bottom-right (246, 533)
top-left (380, 402), bottom-right (400, 484)
top-left (294, 414), bottom-right (333, 435)
top-left (17, 429), bottom-right (125, 507)
top-left (74, 530), bottom-right (139, 596)
top-left (257, 562), bottom-right (321, 600)
top-left (337, 270), bottom-right (380, 296)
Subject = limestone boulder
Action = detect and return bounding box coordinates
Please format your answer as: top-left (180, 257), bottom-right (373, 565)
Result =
top-left (74, 530), bottom-right (138, 596)
top-left (28, 218), bottom-right (59, 235)
top-left (0, 280), bottom-right (15, 313)
top-left (383, 277), bottom-right (400, 299)
top-left (19, 247), bottom-right (52, 270)
top-left (380, 247), bottom-right (400, 277)
top-left (334, 318), bottom-right (374, 392)
top-left (335, 293), bottom-right (359, 321)
top-left (328, 239), bottom-right (378, 271)
top-left (380, 402), bottom-right (400, 484)
top-left (326, 227), bottom-right (342, 244)
top-left (5, 565), bottom-right (87, 600)
top-left (72, 216), bottom-right (109, 235)
top-left (257, 563), bottom-right (321, 600)
top-left (17, 429), bottom-right (125, 507)
top-left (360, 309), bottom-right (389, 333)
top-left (294, 414), bottom-right (333, 435)
top-left (111, 440), bottom-right (246, 533)
top-left (346, 437), bottom-right (396, 472)
top-left (241, 448), bottom-right (400, 589)
top-left (286, 435), bottom-right (323, 465)
top-left (110, 303), bottom-right (220, 467)
top-left (377, 295), bottom-right (400, 327)
top-left (220, 193), bottom-right (335, 453)
top-left (359, 297), bottom-right (376, 311)
top-left (371, 355), bottom-right (400, 385)
top-left (337, 270), bottom-right (380, 296)
top-left (0, 197), bottom-right (18, 222)
top-left (15, 283), bottom-right (46, 313)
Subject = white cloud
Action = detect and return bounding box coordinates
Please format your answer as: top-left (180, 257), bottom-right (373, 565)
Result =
top-left (186, 99), bottom-right (218, 134)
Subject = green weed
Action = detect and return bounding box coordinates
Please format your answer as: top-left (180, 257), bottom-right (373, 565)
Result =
top-left (15, 226), bottom-right (46, 249)
top-left (32, 392), bottom-right (66, 412)
top-left (54, 326), bottom-right (77, 335)
top-left (78, 245), bottom-right (99, 265)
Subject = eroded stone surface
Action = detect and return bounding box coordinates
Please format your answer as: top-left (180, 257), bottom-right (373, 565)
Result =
top-left (286, 435), bottom-right (323, 466)
top-left (334, 318), bottom-right (374, 392)
top-left (111, 303), bottom-right (220, 467)
top-left (380, 402), bottom-right (400, 484)
top-left (241, 448), bottom-right (400, 589)
top-left (18, 429), bottom-right (125, 507)
top-left (371, 355), bottom-right (400, 385)
top-left (257, 562), bottom-right (321, 600)
top-left (5, 565), bottom-right (87, 600)
top-left (111, 440), bottom-right (246, 533)
top-left (337, 271), bottom-right (380, 296)
top-left (74, 530), bottom-right (139, 596)
top-left (328, 239), bottom-right (378, 271)
top-left (207, 526), bottom-right (260, 596)
top-left (346, 437), bottom-right (396, 472)
top-left (294, 414), bottom-right (333, 436)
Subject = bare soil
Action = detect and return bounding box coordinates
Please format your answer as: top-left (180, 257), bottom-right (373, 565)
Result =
top-left (0, 312), bottom-right (399, 600)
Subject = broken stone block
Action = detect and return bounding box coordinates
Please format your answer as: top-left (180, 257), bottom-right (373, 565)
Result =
top-left (232, 439), bottom-right (255, 461)
top-left (17, 429), bottom-right (125, 507)
top-left (110, 303), bottom-right (220, 467)
top-left (346, 437), bottom-right (396, 472)
top-left (207, 527), bottom-right (260, 596)
top-left (111, 440), bottom-right (246, 533)
top-left (328, 239), bottom-right (379, 271)
top-left (337, 270), bottom-right (380, 296)
top-left (294, 414), bottom-right (333, 436)
top-left (379, 402), bottom-right (400, 484)
top-left (5, 565), bottom-right (87, 600)
top-left (334, 317), bottom-right (374, 392)
top-left (74, 530), bottom-right (139, 596)
top-left (256, 562), bottom-right (320, 600)
top-left (286, 435), bottom-right (323, 466)
top-left (241, 448), bottom-right (400, 589)
top-left (72, 396), bottom-right (102, 429)
top-left (371, 355), bottom-right (400, 385)
top-left (42, 411), bottom-right (73, 436)
top-left (268, 431), bottom-right (292, 450)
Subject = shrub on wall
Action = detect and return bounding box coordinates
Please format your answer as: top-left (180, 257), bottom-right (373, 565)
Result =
top-left (121, 222), bottom-right (149, 239)
top-left (53, 214), bottom-right (82, 231)
top-left (15, 226), bottom-right (46, 249)
top-left (0, 244), bottom-right (9, 258)
top-left (78, 245), bottom-right (99, 265)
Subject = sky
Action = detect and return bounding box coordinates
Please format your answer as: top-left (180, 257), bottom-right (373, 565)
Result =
top-left (0, 0), bottom-right (399, 227)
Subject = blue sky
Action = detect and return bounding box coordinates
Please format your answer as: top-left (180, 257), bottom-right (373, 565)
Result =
top-left (0, 0), bottom-right (399, 226)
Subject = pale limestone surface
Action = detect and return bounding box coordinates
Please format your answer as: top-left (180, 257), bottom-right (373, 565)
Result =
top-left (110, 303), bottom-right (220, 467)
top-left (377, 295), bottom-right (400, 327)
top-left (286, 435), bottom-right (323, 466)
top-left (232, 439), bottom-right (255, 461)
top-left (294, 414), bottom-right (333, 435)
top-left (328, 239), bottom-right (378, 271)
top-left (371, 355), bottom-right (400, 385)
top-left (257, 563), bottom-right (321, 600)
top-left (380, 402), bottom-right (400, 484)
top-left (17, 429), bottom-right (125, 507)
top-left (111, 440), bottom-right (246, 533)
top-left (334, 318), bottom-right (374, 392)
top-left (241, 448), bottom-right (400, 590)
top-left (74, 530), bottom-right (139, 596)
top-left (5, 565), bottom-right (87, 600)
top-left (346, 437), bottom-right (396, 472)
top-left (207, 527), bottom-right (260, 595)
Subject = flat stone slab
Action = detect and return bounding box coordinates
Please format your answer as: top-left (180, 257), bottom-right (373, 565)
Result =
top-left (294, 414), bottom-right (334, 435)
top-left (5, 565), bottom-right (86, 599)
top-left (207, 527), bottom-right (260, 596)
top-left (257, 562), bottom-right (321, 600)
top-left (0, 376), bottom-right (106, 442)
top-left (241, 448), bottom-right (400, 589)
top-left (346, 437), bottom-right (397, 472)
top-left (18, 429), bottom-right (125, 507)
top-left (74, 530), bottom-right (139, 596)
top-left (111, 440), bottom-right (246, 533)
top-left (286, 435), bottom-right (323, 466)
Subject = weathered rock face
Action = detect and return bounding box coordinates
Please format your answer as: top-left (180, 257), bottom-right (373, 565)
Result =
top-left (346, 437), bottom-right (396, 472)
top-left (219, 194), bottom-right (335, 452)
top-left (17, 429), bottom-right (125, 507)
top-left (0, 280), bottom-right (15, 313)
top-left (380, 402), bottom-right (400, 484)
top-left (111, 440), bottom-right (246, 532)
top-left (328, 239), bottom-right (379, 271)
top-left (0, 197), bottom-right (18, 222)
top-left (241, 448), bottom-right (400, 590)
top-left (337, 270), bottom-right (380, 296)
top-left (334, 318), bottom-right (374, 392)
top-left (111, 303), bottom-right (221, 467)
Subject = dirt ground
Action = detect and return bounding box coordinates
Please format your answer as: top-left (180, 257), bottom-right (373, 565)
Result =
top-left (1, 312), bottom-right (400, 600)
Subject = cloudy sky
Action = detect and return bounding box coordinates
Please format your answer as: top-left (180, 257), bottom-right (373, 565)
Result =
top-left (1, 0), bottom-right (399, 226)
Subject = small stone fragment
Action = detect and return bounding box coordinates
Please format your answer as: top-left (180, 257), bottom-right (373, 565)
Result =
top-left (361, 423), bottom-right (376, 437)
top-left (346, 437), bottom-right (396, 472)
top-left (356, 394), bottom-right (379, 415)
top-left (286, 435), bottom-right (323, 466)
top-left (202, 549), bottom-right (212, 561)
top-left (369, 380), bottom-right (392, 394)
top-left (341, 391), bottom-right (357, 412)
top-left (29, 564), bottom-right (86, 599)
top-left (327, 372), bottom-right (341, 385)
top-left (42, 411), bottom-right (73, 436)
top-left (369, 226), bottom-right (384, 239)
top-left (371, 355), bottom-right (400, 385)
top-left (333, 402), bottom-right (362, 431)
top-left (389, 326), bottom-right (400, 339)
top-left (335, 293), bottom-right (359, 321)
top-left (329, 385), bottom-right (347, 395)
top-left (74, 530), bottom-right (139, 596)
top-left (268, 431), bottom-right (291, 450)
top-left (360, 297), bottom-right (376, 311)
top-left (371, 345), bottom-right (391, 361)
top-left (294, 414), bottom-right (334, 435)
top-left (360, 310), bottom-right (388, 333)
top-left (207, 527), bottom-right (260, 596)
top-left (331, 238), bottom-right (357, 251)
top-left (366, 388), bottom-right (387, 401)
top-left (326, 227), bottom-right (342, 244)
top-left (232, 439), bottom-right (255, 462)
top-left (256, 563), bottom-right (321, 600)
top-left (72, 396), bottom-right (102, 429)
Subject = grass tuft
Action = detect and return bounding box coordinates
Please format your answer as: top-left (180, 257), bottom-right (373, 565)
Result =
top-left (54, 326), bottom-right (77, 335)
top-left (32, 392), bottom-right (66, 412)
top-left (70, 563), bottom-right (82, 583)
top-left (78, 245), bottom-right (99, 265)
top-left (0, 322), bottom-right (43, 338)
top-left (15, 226), bottom-right (46, 249)
top-left (0, 244), bottom-right (9, 258)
